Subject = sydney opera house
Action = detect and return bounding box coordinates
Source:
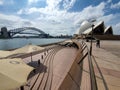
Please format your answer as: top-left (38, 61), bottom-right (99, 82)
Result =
top-left (74, 20), bottom-right (114, 39)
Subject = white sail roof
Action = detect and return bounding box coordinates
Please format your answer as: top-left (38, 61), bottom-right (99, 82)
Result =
top-left (94, 21), bottom-right (104, 29)
top-left (104, 26), bottom-right (111, 33)
top-left (82, 27), bottom-right (92, 34)
top-left (78, 21), bottom-right (92, 34)
top-left (74, 20), bottom-right (113, 35)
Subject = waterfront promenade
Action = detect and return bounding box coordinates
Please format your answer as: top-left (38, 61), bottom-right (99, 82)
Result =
top-left (20, 40), bottom-right (120, 90)
top-left (0, 40), bottom-right (120, 90)
top-left (16, 41), bottom-right (81, 90)
top-left (87, 40), bottom-right (120, 90)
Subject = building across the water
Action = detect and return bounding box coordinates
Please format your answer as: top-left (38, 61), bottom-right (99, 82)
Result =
top-left (74, 20), bottom-right (119, 40)
top-left (0, 27), bottom-right (11, 38)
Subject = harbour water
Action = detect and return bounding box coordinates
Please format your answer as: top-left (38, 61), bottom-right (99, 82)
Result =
top-left (0, 38), bottom-right (66, 50)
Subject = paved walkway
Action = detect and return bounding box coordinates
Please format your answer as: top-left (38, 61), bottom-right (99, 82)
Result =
top-left (16, 40), bottom-right (120, 90)
top-left (52, 47), bottom-right (78, 90)
top-left (87, 42), bottom-right (120, 90)
top-left (19, 45), bottom-right (78, 90)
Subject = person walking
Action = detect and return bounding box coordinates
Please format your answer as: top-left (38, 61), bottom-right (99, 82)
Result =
top-left (96, 39), bottom-right (100, 48)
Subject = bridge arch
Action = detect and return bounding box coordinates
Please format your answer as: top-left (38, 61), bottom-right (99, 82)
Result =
top-left (9, 27), bottom-right (46, 36)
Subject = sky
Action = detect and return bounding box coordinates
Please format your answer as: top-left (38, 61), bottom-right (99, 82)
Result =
top-left (0, 0), bottom-right (120, 35)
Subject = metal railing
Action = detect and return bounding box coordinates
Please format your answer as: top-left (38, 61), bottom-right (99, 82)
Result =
top-left (78, 40), bottom-right (98, 90)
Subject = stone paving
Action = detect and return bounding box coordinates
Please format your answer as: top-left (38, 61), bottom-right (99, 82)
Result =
top-left (87, 40), bottom-right (120, 90)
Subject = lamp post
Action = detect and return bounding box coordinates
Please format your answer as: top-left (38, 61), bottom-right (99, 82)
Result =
top-left (89, 19), bottom-right (96, 55)
top-left (31, 52), bottom-right (33, 62)
top-left (90, 24), bottom-right (94, 55)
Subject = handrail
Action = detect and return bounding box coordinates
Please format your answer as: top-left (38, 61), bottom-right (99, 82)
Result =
top-left (92, 55), bottom-right (108, 90)
top-left (79, 40), bottom-right (98, 90)
top-left (87, 45), bottom-right (98, 90)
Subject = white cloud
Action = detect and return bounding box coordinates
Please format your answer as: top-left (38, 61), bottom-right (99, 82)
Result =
top-left (34, 2), bottom-right (106, 35)
top-left (111, 1), bottom-right (120, 9)
top-left (107, 0), bottom-right (112, 3)
top-left (97, 13), bottom-right (120, 35)
top-left (74, 2), bottom-right (105, 25)
top-left (22, 0), bottom-right (76, 14)
top-left (0, 0), bottom-right (14, 5)
top-left (17, 7), bottom-right (40, 14)
top-left (46, 0), bottom-right (61, 9)
top-left (17, 9), bottom-right (23, 15)
top-left (98, 14), bottom-right (115, 23)
top-left (16, 1), bottom-right (107, 35)
top-left (0, 13), bottom-right (34, 29)
top-left (28, 0), bottom-right (39, 5)
top-left (0, 0), bottom-right (3, 5)
top-left (28, 0), bottom-right (46, 5)
top-left (18, 2), bottom-right (105, 21)
top-left (0, 14), bottom-right (22, 22)
top-left (63, 0), bottom-right (76, 10)
top-left (113, 23), bottom-right (120, 34)
top-left (2, 0), bottom-right (120, 35)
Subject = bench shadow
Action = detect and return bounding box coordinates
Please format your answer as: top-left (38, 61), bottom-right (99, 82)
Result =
top-left (27, 61), bottom-right (47, 80)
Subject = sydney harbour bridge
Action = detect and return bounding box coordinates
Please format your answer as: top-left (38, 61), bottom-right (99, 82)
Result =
top-left (0, 27), bottom-right (50, 38)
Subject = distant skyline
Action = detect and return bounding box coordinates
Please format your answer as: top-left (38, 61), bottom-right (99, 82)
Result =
top-left (0, 0), bottom-right (120, 35)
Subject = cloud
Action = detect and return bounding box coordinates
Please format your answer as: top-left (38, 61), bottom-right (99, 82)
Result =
top-left (28, 0), bottom-right (38, 3)
top-left (111, 1), bottom-right (120, 9)
top-left (19, 0), bottom-right (76, 14)
top-left (18, 2), bottom-right (105, 21)
top-left (28, 0), bottom-right (40, 5)
top-left (63, 0), bottom-right (76, 10)
top-left (1, 0), bottom-right (120, 35)
top-left (107, 0), bottom-right (112, 3)
top-left (97, 13), bottom-right (120, 35)
top-left (98, 14), bottom-right (115, 23)
top-left (46, 0), bottom-right (64, 10)
top-left (113, 22), bottom-right (120, 34)
top-left (74, 2), bottom-right (105, 25)
top-left (17, 9), bottom-right (23, 15)
top-left (0, 13), bottom-right (34, 29)
top-left (13, 1), bottom-right (108, 35)
top-left (0, 13), bottom-right (23, 22)
top-left (8, 0), bottom-right (14, 5)
top-left (98, 13), bottom-right (120, 25)
top-left (33, 2), bottom-right (106, 35)
top-left (17, 7), bottom-right (40, 14)
top-left (0, 0), bottom-right (3, 5)
top-left (0, 0), bottom-right (14, 5)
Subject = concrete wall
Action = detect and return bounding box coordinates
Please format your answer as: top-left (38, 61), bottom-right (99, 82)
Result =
top-left (58, 58), bottom-right (83, 90)
top-left (58, 41), bottom-right (83, 90)
top-left (94, 35), bottom-right (120, 40)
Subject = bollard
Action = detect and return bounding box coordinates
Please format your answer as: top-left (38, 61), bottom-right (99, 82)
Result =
top-left (33, 69), bottom-right (36, 73)
top-left (38, 59), bottom-right (41, 65)
top-left (20, 86), bottom-right (24, 90)
top-left (44, 52), bottom-right (46, 56)
top-left (41, 55), bottom-right (43, 59)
